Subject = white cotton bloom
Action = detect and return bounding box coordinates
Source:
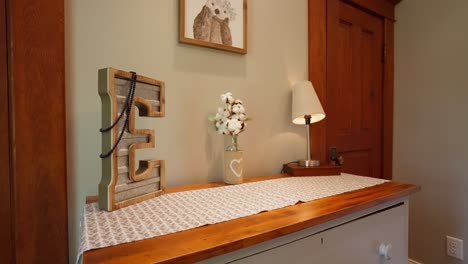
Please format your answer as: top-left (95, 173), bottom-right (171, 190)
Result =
top-left (232, 103), bottom-right (245, 114)
top-left (217, 125), bottom-right (229, 135)
top-left (211, 93), bottom-right (248, 135)
top-left (221, 92), bottom-right (234, 104)
top-left (216, 108), bottom-right (230, 121)
top-left (231, 113), bottom-right (246, 121)
top-left (227, 119), bottom-right (242, 134)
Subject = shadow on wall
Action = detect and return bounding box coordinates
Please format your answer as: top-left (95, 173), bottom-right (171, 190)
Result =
top-left (175, 43), bottom-right (248, 77)
top-left (205, 131), bottom-right (223, 180)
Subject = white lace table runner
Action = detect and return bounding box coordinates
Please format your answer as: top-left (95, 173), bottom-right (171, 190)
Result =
top-left (77, 174), bottom-right (387, 262)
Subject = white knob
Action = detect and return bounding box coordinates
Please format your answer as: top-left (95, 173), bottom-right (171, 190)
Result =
top-left (379, 243), bottom-right (392, 260)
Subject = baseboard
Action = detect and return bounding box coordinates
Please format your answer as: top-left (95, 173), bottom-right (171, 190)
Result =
top-left (408, 259), bottom-right (423, 264)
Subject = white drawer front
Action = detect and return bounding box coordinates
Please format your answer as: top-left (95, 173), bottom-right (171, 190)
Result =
top-left (227, 202), bottom-right (408, 264)
top-left (320, 202), bottom-right (408, 264)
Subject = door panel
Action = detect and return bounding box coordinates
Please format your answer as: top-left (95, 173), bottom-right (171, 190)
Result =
top-left (327, 1), bottom-right (383, 178)
top-left (0, 0), bottom-right (13, 262)
top-left (342, 150), bottom-right (371, 176)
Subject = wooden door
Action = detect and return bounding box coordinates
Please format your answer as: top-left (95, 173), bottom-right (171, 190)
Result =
top-left (0, 0), bottom-right (13, 262)
top-left (326, 1), bottom-right (384, 178)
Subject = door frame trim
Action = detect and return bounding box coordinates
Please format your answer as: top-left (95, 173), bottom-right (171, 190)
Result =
top-left (308, 0), bottom-right (395, 180)
top-left (4, 0), bottom-right (68, 262)
top-left (0, 0), bottom-right (13, 261)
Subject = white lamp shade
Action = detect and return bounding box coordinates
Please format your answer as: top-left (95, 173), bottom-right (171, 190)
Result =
top-left (292, 81), bottom-right (325, 124)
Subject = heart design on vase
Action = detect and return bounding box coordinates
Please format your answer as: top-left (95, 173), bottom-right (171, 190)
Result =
top-left (229, 158), bottom-right (243, 178)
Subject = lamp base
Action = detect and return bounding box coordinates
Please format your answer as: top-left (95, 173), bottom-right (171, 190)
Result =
top-left (298, 159), bottom-right (320, 167)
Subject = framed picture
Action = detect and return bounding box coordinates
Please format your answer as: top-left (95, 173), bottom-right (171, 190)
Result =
top-left (179, 0), bottom-right (247, 54)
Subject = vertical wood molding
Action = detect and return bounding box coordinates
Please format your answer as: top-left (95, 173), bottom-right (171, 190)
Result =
top-left (308, 0), bottom-right (328, 163)
top-left (324, 0), bottom-right (341, 166)
top-left (7, 0), bottom-right (68, 262)
top-left (382, 18), bottom-right (394, 180)
top-left (0, 0), bottom-right (13, 262)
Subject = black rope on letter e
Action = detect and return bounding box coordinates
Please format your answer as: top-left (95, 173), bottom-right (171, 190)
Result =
top-left (99, 71), bottom-right (137, 159)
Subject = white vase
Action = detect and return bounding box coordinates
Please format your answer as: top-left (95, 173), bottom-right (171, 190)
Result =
top-left (223, 135), bottom-right (243, 184)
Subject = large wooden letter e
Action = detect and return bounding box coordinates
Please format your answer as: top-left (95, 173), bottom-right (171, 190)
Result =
top-left (98, 68), bottom-right (165, 212)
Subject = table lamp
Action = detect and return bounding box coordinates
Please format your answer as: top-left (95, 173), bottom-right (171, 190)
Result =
top-left (292, 81), bottom-right (325, 167)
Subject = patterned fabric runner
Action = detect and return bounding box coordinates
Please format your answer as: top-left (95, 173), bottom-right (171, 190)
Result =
top-left (77, 174), bottom-right (387, 262)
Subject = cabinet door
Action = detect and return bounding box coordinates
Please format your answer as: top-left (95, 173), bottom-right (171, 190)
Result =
top-left (231, 233), bottom-right (325, 264)
top-left (230, 203), bottom-right (407, 264)
top-left (321, 203), bottom-right (408, 264)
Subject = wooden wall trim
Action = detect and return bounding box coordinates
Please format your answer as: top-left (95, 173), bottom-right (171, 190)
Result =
top-left (382, 19), bottom-right (394, 180)
top-left (325, 0), bottom-right (341, 167)
top-left (6, 0), bottom-right (68, 262)
top-left (0, 0), bottom-right (13, 262)
top-left (345, 0), bottom-right (395, 20)
top-left (308, 0), bottom-right (328, 163)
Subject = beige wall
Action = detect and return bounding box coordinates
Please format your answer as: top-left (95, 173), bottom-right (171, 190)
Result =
top-left (66, 0), bottom-right (309, 261)
top-left (394, 1), bottom-right (468, 263)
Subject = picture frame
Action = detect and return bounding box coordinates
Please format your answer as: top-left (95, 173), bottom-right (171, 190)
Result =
top-left (179, 0), bottom-right (247, 54)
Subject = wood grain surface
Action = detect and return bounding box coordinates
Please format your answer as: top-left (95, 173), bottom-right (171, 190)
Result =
top-left (309, 0), bottom-right (397, 179)
top-left (0, 0), bottom-right (13, 262)
top-left (285, 163), bottom-right (342, 176)
top-left (98, 68), bottom-right (166, 211)
top-left (327, 1), bottom-right (384, 178)
top-left (308, 0), bottom-right (328, 164)
top-left (7, 0), bottom-right (68, 262)
top-left (382, 18), bottom-right (395, 180)
top-left (345, 0), bottom-right (395, 19)
top-left (83, 174), bottom-right (419, 264)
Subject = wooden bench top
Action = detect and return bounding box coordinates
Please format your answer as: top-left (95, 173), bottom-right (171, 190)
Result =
top-left (83, 174), bottom-right (420, 264)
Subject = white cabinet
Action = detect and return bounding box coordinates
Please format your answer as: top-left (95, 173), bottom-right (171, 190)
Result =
top-left (200, 200), bottom-right (408, 264)
top-left (318, 202), bottom-right (407, 264)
